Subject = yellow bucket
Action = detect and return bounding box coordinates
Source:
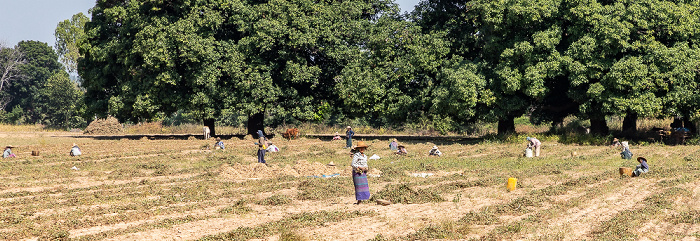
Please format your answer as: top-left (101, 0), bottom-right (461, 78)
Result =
top-left (507, 177), bottom-right (517, 191)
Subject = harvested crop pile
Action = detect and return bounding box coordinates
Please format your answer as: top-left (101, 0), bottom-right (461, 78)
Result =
top-left (84, 116), bottom-right (123, 135)
top-left (220, 160), bottom-right (353, 179)
top-left (220, 163), bottom-right (300, 179)
top-left (292, 160), bottom-right (341, 177)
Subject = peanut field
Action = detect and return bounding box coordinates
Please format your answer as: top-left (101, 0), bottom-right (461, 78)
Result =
top-left (1, 132), bottom-right (699, 240)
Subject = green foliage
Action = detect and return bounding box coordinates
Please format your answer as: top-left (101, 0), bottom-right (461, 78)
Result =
top-left (7, 41), bottom-right (63, 123)
top-left (80, 0), bottom-right (397, 125)
top-left (37, 71), bottom-right (85, 128)
top-left (55, 12), bottom-right (89, 75)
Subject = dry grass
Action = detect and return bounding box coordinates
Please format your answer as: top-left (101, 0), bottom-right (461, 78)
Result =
top-left (0, 130), bottom-right (698, 240)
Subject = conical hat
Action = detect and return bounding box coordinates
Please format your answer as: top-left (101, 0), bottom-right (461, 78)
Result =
top-left (356, 141), bottom-right (369, 148)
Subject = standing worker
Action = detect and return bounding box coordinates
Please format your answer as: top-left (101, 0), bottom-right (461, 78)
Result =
top-left (346, 126), bottom-right (355, 148)
top-left (203, 126), bottom-right (211, 140)
top-left (526, 137), bottom-right (542, 157)
top-left (351, 141), bottom-right (371, 204)
top-left (256, 130), bottom-right (267, 163)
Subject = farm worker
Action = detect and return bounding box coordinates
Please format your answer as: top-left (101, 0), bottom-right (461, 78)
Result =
top-left (611, 138), bottom-right (621, 147)
top-left (256, 130), bottom-right (267, 163)
top-left (70, 143), bottom-right (82, 156)
top-left (526, 137), bottom-right (541, 157)
top-left (346, 126), bottom-right (355, 148)
top-left (429, 145), bottom-right (442, 156)
top-left (351, 141), bottom-right (371, 204)
top-left (620, 141), bottom-right (632, 159)
top-left (389, 139), bottom-right (398, 151)
top-left (3, 145), bottom-right (16, 158)
top-left (632, 157), bottom-right (649, 177)
top-left (332, 132), bottom-right (342, 141)
top-left (396, 145), bottom-right (408, 155)
top-left (203, 126), bottom-right (211, 140)
top-left (215, 137), bottom-right (225, 150)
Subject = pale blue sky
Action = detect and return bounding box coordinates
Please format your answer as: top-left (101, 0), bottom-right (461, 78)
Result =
top-left (0, 0), bottom-right (420, 48)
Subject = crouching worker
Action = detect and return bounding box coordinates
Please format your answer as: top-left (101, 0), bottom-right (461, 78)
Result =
top-left (3, 145), bottom-right (16, 158)
top-left (429, 146), bottom-right (442, 156)
top-left (70, 143), bottom-right (82, 156)
top-left (215, 137), bottom-right (225, 150)
top-left (632, 157), bottom-right (649, 177)
top-left (396, 145), bottom-right (408, 155)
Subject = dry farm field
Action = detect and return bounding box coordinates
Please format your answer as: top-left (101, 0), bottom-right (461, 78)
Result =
top-left (1, 132), bottom-right (700, 240)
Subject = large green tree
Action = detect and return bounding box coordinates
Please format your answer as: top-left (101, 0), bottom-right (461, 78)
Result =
top-left (565, 0), bottom-right (700, 134)
top-left (415, 0), bottom-right (700, 135)
top-left (80, 0), bottom-right (395, 136)
top-left (55, 12), bottom-right (90, 77)
top-left (0, 42), bottom-right (26, 110)
top-left (37, 71), bottom-right (85, 128)
top-left (414, 0), bottom-right (574, 134)
top-left (335, 15), bottom-right (490, 132)
top-left (6, 41), bottom-right (63, 123)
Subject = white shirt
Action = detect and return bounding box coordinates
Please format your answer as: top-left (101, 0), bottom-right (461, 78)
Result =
top-left (351, 152), bottom-right (368, 168)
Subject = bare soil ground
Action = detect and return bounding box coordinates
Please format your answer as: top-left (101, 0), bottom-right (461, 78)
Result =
top-left (0, 133), bottom-right (698, 240)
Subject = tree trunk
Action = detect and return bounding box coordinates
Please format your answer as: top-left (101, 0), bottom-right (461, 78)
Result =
top-left (683, 119), bottom-right (697, 134)
top-left (498, 116), bottom-right (515, 135)
top-left (204, 118), bottom-right (216, 137)
top-left (622, 112), bottom-right (637, 133)
top-left (590, 116), bottom-right (609, 135)
top-left (247, 112), bottom-right (265, 137)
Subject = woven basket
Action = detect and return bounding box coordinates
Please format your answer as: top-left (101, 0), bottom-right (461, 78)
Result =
top-left (619, 167), bottom-right (633, 177)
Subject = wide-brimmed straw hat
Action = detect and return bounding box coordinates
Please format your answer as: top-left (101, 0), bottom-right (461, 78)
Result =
top-left (637, 157), bottom-right (647, 162)
top-left (397, 145), bottom-right (405, 148)
top-left (346, 126), bottom-right (352, 129)
top-left (355, 141), bottom-right (369, 148)
top-left (5, 145), bottom-right (14, 148)
top-left (327, 161), bottom-right (336, 166)
top-left (72, 143), bottom-right (78, 147)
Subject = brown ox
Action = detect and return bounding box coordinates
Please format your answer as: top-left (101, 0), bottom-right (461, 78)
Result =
top-left (282, 128), bottom-right (299, 140)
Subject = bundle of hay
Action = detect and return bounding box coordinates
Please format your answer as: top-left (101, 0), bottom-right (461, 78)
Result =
top-left (293, 160), bottom-right (340, 176)
top-left (84, 116), bottom-right (123, 135)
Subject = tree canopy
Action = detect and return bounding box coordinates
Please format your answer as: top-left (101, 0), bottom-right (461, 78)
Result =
top-left (76, 0), bottom-right (700, 135)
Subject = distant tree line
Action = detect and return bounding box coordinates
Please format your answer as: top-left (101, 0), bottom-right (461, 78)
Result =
top-left (4, 0), bottom-right (699, 134)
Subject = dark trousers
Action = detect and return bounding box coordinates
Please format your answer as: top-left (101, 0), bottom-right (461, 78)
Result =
top-left (257, 149), bottom-right (266, 163)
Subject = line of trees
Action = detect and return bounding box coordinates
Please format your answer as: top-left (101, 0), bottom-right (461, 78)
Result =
top-left (0, 40), bottom-right (85, 128)
top-left (3, 0), bottom-right (699, 135)
top-left (77, 0), bottom-right (700, 136)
